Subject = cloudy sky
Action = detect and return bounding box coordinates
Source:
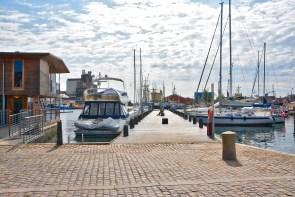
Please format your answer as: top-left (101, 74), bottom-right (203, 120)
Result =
top-left (0, 0), bottom-right (294, 99)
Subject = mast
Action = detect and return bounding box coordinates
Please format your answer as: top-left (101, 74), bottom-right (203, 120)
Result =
top-left (139, 48), bottom-right (143, 113)
top-left (257, 50), bottom-right (260, 97)
top-left (162, 81), bottom-right (165, 102)
top-left (219, 2), bottom-right (223, 99)
top-left (263, 42), bottom-right (266, 96)
top-left (229, 0), bottom-right (232, 97)
top-left (133, 49), bottom-right (136, 104)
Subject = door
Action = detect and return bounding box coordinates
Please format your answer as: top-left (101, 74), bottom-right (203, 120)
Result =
top-left (13, 97), bottom-right (22, 114)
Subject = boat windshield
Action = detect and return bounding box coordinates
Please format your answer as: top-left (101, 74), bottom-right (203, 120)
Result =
top-left (96, 78), bottom-right (125, 92)
top-left (82, 102), bottom-right (125, 118)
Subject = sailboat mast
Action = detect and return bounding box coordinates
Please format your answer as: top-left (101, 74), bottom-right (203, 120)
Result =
top-left (257, 50), bottom-right (260, 97)
top-left (263, 42), bottom-right (266, 96)
top-left (229, 0), bottom-right (232, 97)
top-left (133, 49), bottom-right (136, 104)
top-left (219, 2), bottom-right (223, 99)
top-left (139, 48), bottom-right (143, 113)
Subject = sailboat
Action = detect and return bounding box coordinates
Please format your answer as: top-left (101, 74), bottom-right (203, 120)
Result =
top-left (198, 0), bottom-right (274, 127)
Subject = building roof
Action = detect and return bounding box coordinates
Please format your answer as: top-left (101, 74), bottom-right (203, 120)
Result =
top-left (0, 52), bottom-right (70, 73)
top-left (67, 78), bottom-right (81, 81)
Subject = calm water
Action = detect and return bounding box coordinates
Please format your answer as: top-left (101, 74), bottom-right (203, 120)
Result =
top-left (215, 116), bottom-right (295, 154)
top-left (60, 110), bottom-right (295, 154)
top-left (59, 110), bottom-right (118, 143)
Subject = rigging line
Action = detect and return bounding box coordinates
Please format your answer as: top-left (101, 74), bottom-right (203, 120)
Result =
top-left (251, 51), bottom-right (263, 96)
top-left (195, 12), bottom-right (221, 99)
top-left (204, 16), bottom-right (229, 91)
top-left (241, 23), bottom-right (256, 57)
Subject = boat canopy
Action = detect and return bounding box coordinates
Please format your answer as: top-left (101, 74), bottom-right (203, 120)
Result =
top-left (84, 88), bottom-right (128, 104)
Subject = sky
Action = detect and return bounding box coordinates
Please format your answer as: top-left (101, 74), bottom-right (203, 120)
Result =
top-left (0, 0), bottom-right (294, 99)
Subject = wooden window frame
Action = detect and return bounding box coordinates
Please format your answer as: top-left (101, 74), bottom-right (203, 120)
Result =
top-left (12, 59), bottom-right (25, 90)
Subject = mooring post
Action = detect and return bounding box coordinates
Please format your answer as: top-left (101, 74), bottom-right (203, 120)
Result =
top-left (162, 118), bottom-right (168, 124)
top-left (222, 131), bottom-right (237, 161)
top-left (123, 125), bottom-right (129, 137)
top-left (130, 119), bottom-right (134, 129)
top-left (199, 119), bottom-right (203, 128)
top-left (81, 133), bottom-right (84, 143)
top-left (68, 135), bottom-right (70, 144)
top-left (193, 117), bottom-right (197, 124)
top-left (56, 120), bottom-right (63, 145)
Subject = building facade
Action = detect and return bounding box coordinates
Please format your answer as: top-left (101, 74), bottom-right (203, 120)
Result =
top-left (66, 70), bottom-right (95, 99)
top-left (0, 52), bottom-right (69, 114)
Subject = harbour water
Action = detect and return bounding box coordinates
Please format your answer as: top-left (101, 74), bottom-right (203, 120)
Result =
top-left (215, 116), bottom-right (295, 154)
top-left (60, 110), bottom-right (295, 154)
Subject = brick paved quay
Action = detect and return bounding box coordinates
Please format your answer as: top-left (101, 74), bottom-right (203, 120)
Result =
top-left (0, 111), bottom-right (294, 196)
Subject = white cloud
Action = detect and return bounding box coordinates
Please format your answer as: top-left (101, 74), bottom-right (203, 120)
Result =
top-left (0, 0), bottom-right (294, 98)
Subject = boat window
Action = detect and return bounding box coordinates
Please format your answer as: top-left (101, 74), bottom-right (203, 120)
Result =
top-left (105, 103), bottom-right (114, 116)
top-left (114, 103), bottom-right (120, 116)
top-left (98, 103), bottom-right (106, 116)
top-left (83, 104), bottom-right (90, 115)
top-left (89, 103), bottom-right (98, 116)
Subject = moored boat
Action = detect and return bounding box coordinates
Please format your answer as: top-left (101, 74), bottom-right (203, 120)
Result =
top-left (74, 77), bottom-right (129, 135)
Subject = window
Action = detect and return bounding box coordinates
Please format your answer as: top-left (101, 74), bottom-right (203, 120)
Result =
top-left (83, 104), bottom-right (90, 115)
top-left (98, 103), bottom-right (105, 116)
top-left (89, 103), bottom-right (98, 116)
top-left (114, 103), bottom-right (120, 116)
top-left (14, 60), bottom-right (23, 88)
top-left (105, 103), bottom-right (114, 116)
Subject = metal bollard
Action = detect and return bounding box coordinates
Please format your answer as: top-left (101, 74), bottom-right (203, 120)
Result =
top-left (130, 119), bottom-right (134, 129)
top-left (222, 131), bottom-right (237, 161)
top-left (134, 116), bottom-right (138, 125)
top-left (193, 117), bottom-right (197, 124)
top-left (184, 114), bottom-right (188, 120)
top-left (189, 116), bottom-right (192, 122)
top-left (81, 133), bottom-right (84, 143)
top-left (199, 119), bottom-right (203, 128)
top-left (123, 125), bottom-right (129, 137)
top-left (56, 120), bottom-right (63, 145)
top-left (162, 118), bottom-right (168, 124)
top-left (68, 135), bottom-right (70, 144)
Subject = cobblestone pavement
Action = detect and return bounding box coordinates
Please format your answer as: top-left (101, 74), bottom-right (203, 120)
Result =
top-left (0, 143), bottom-right (294, 196)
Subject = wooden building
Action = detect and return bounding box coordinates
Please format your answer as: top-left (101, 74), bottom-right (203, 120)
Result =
top-left (0, 52), bottom-right (69, 114)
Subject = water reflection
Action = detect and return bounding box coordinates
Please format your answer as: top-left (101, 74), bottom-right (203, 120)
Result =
top-left (215, 116), bottom-right (295, 154)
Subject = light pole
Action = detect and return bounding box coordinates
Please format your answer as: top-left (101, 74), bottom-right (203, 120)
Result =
top-left (2, 60), bottom-right (5, 124)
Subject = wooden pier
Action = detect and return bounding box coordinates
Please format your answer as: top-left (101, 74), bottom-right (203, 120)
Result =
top-left (115, 110), bottom-right (212, 144)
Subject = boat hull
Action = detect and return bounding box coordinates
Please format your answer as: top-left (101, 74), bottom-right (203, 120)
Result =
top-left (197, 115), bottom-right (273, 126)
top-left (74, 118), bottom-right (126, 135)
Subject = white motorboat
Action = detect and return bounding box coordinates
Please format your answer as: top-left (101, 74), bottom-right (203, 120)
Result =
top-left (74, 77), bottom-right (129, 135)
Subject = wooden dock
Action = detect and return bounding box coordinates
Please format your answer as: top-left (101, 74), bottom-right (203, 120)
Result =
top-left (115, 110), bottom-right (213, 144)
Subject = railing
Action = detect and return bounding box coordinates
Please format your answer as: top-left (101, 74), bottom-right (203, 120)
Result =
top-left (22, 115), bottom-right (44, 144)
top-left (8, 109), bottom-right (60, 139)
top-left (0, 110), bottom-right (11, 127)
top-left (9, 110), bottom-right (33, 136)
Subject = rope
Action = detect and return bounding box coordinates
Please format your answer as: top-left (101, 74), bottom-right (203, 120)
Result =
top-left (195, 12), bottom-right (220, 101)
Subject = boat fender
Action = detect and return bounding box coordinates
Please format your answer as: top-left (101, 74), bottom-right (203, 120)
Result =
top-left (243, 116), bottom-right (246, 121)
top-left (230, 116), bottom-right (233, 120)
